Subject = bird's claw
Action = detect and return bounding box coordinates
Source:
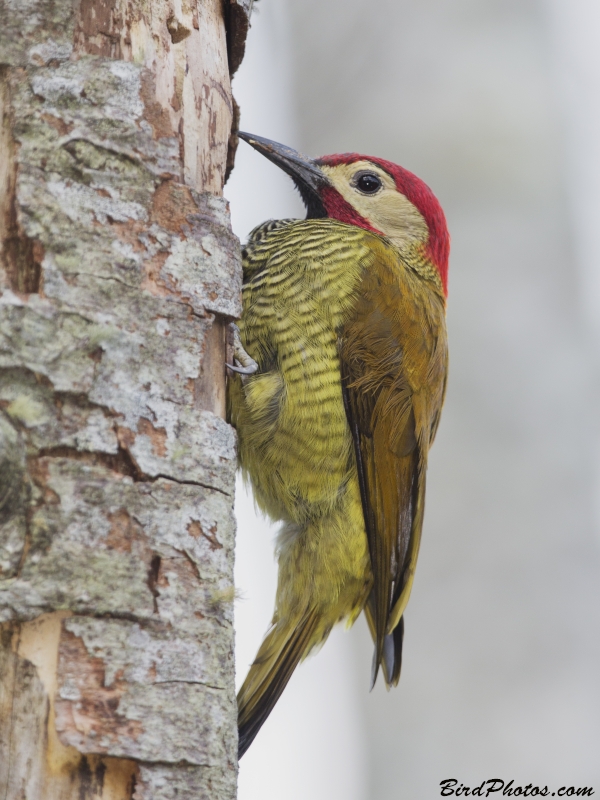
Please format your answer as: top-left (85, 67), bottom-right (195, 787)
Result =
top-left (226, 361), bottom-right (258, 375)
top-left (227, 323), bottom-right (258, 380)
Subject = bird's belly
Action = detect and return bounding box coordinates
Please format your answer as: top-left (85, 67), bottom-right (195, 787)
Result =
top-left (241, 350), bottom-right (371, 616)
top-left (238, 326), bottom-right (354, 524)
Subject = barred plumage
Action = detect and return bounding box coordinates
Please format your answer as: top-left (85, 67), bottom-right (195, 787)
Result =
top-left (227, 134), bottom-right (449, 758)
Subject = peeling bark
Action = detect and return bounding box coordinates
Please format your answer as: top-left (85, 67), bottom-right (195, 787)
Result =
top-left (0, 0), bottom-right (249, 797)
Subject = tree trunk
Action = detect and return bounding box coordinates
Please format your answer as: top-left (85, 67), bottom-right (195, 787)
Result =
top-left (0, 1), bottom-right (252, 797)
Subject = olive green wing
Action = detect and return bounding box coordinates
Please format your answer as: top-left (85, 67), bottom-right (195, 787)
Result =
top-left (339, 239), bottom-right (447, 686)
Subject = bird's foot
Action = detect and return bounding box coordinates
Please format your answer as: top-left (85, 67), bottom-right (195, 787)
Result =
top-left (227, 324), bottom-right (258, 380)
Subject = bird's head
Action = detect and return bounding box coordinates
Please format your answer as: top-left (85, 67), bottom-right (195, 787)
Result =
top-left (238, 132), bottom-right (450, 295)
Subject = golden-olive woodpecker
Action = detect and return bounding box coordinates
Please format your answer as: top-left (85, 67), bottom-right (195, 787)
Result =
top-left (227, 132), bottom-right (449, 758)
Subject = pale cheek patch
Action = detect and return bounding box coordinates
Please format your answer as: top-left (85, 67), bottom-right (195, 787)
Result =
top-left (321, 162), bottom-right (428, 250)
top-left (368, 191), bottom-right (428, 243)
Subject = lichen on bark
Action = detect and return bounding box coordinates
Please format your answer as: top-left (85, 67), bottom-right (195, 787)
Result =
top-left (0, 0), bottom-right (249, 797)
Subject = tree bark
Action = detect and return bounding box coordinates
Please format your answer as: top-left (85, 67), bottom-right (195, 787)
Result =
top-left (0, 1), bottom-right (252, 797)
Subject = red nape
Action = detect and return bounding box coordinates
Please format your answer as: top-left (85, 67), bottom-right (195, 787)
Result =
top-left (318, 153), bottom-right (450, 295)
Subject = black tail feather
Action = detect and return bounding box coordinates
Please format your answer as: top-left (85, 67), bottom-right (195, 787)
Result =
top-left (238, 609), bottom-right (319, 758)
top-left (388, 615), bottom-right (404, 686)
top-left (365, 596), bottom-right (405, 689)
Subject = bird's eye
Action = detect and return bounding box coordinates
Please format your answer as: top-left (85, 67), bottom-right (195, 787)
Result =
top-left (354, 172), bottom-right (382, 194)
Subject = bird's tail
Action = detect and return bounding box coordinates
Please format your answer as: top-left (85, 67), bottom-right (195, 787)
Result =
top-left (237, 607), bottom-right (320, 759)
top-left (364, 598), bottom-right (405, 688)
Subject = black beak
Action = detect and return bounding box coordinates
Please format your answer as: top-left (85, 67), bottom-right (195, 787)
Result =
top-left (238, 132), bottom-right (329, 218)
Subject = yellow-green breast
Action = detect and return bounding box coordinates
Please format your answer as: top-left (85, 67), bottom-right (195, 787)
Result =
top-left (228, 219), bottom-right (378, 525)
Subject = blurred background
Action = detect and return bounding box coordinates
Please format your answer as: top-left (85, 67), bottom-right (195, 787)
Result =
top-left (225, 1), bottom-right (600, 797)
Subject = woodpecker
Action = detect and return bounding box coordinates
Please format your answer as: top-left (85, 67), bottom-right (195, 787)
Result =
top-left (228, 132), bottom-right (449, 758)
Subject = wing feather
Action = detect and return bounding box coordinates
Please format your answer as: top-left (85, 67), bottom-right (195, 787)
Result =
top-left (339, 240), bottom-right (447, 686)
